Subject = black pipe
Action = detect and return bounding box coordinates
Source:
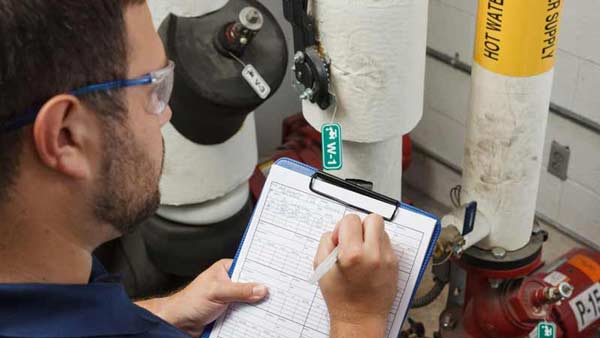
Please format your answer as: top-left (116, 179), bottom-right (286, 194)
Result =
top-left (411, 278), bottom-right (447, 309)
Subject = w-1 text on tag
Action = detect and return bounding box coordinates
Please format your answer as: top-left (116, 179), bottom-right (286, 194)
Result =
top-left (321, 123), bottom-right (343, 171)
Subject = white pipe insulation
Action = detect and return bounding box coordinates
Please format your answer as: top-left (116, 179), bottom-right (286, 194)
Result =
top-left (303, 0), bottom-right (429, 200)
top-left (459, 0), bottom-right (563, 251)
top-left (340, 136), bottom-right (404, 200)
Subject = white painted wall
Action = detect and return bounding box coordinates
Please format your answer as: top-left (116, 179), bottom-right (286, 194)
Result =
top-left (406, 0), bottom-right (600, 247)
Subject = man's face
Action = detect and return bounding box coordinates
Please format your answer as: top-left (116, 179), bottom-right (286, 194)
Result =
top-left (93, 3), bottom-right (172, 234)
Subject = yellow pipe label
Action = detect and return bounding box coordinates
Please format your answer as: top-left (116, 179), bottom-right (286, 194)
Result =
top-left (474, 0), bottom-right (563, 77)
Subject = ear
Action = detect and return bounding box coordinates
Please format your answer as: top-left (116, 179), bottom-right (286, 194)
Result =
top-left (32, 95), bottom-right (101, 180)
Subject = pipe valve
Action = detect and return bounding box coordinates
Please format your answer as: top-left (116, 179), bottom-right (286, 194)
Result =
top-left (547, 282), bottom-right (575, 303)
top-left (440, 201), bottom-right (491, 255)
top-left (216, 6), bottom-right (264, 57)
top-left (532, 282), bottom-right (575, 307)
top-left (433, 225), bottom-right (465, 261)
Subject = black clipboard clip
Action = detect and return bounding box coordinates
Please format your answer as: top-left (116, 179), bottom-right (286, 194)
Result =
top-left (309, 171), bottom-right (400, 221)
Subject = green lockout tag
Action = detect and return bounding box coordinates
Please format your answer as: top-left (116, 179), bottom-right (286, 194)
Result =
top-left (537, 322), bottom-right (556, 338)
top-left (321, 123), bottom-right (343, 170)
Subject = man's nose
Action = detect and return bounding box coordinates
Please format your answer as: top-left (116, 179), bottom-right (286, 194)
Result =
top-left (160, 105), bottom-right (173, 126)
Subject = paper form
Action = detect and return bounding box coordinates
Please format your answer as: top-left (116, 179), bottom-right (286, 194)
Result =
top-left (207, 164), bottom-right (437, 338)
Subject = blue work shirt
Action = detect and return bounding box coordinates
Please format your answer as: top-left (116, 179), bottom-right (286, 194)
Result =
top-left (0, 258), bottom-right (191, 338)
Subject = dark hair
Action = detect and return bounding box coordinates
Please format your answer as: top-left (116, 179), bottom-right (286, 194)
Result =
top-left (0, 0), bottom-right (146, 202)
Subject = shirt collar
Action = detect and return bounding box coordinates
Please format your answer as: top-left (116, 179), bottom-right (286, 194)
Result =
top-left (0, 257), bottom-right (161, 338)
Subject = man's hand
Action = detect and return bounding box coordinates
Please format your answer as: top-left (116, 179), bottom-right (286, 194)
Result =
top-left (315, 214), bottom-right (399, 338)
top-left (140, 259), bottom-right (268, 337)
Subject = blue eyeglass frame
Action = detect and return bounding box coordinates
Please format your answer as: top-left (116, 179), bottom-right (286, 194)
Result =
top-left (0, 61), bottom-right (173, 133)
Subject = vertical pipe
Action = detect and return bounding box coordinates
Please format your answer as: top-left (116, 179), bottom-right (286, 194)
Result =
top-left (463, 0), bottom-right (563, 251)
top-left (303, 0), bottom-right (429, 199)
top-left (340, 136), bottom-right (404, 200)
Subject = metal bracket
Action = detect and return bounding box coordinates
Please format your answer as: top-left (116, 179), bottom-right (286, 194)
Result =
top-left (282, 0), bottom-right (332, 109)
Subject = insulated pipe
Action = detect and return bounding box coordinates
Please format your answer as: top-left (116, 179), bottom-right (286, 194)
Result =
top-left (302, 0), bottom-right (429, 199)
top-left (341, 136), bottom-right (403, 200)
top-left (462, 0), bottom-right (563, 251)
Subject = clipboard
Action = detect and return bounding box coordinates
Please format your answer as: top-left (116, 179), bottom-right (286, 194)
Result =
top-left (201, 158), bottom-right (441, 338)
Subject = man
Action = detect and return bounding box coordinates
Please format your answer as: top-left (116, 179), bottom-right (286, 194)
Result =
top-left (0, 1), bottom-right (399, 338)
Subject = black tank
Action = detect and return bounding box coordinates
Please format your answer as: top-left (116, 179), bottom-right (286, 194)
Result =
top-left (159, 0), bottom-right (288, 145)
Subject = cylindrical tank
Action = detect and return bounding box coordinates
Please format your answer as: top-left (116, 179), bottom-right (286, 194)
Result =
top-left (462, 0), bottom-right (564, 251)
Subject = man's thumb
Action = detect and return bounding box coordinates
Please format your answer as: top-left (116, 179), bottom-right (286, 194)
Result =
top-left (211, 282), bottom-right (268, 304)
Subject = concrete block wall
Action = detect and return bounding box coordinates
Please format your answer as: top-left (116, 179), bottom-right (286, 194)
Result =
top-left (406, 0), bottom-right (600, 247)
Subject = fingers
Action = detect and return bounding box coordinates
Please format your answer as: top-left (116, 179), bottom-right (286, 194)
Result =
top-left (382, 232), bottom-right (399, 267)
top-left (219, 259), bottom-right (234, 272)
top-left (319, 214), bottom-right (394, 272)
top-left (362, 214), bottom-right (387, 268)
top-left (338, 214), bottom-right (363, 249)
top-left (381, 231), bottom-right (392, 253)
top-left (314, 231), bottom-right (336, 268)
top-left (363, 214), bottom-right (385, 249)
top-left (337, 214), bottom-right (364, 268)
top-left (211, 282), bottom-right (269, 304)
top-left (331, 222), bottom-right (341, 246)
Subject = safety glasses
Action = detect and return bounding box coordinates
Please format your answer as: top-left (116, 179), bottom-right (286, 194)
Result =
top-left (0, 60), bottom-right (175, 133)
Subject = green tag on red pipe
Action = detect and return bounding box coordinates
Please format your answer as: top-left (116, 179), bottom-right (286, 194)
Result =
top-left (532, 322), bottom-right (556, 338)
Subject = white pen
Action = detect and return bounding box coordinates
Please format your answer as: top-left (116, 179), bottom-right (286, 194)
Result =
top-left (308, 246), bottom-right (340, 284)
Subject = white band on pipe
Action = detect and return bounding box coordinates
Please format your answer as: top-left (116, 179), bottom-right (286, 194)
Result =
top-left (157, 183), bottom-right (250, 225)
top-left (159, 115), bottom-right (258, 206)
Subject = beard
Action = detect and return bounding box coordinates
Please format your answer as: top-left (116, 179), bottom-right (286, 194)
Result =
top-left (93, 121), bottom-right (164, 234)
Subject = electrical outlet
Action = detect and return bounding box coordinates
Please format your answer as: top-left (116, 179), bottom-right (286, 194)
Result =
top-left (548, 141), bottom-right (570, 181)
